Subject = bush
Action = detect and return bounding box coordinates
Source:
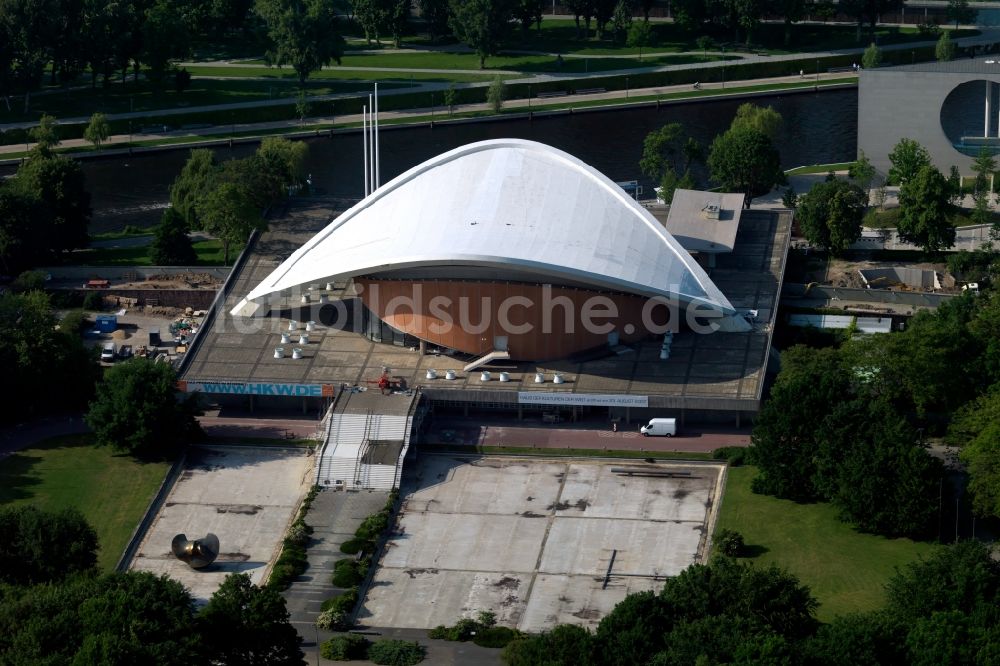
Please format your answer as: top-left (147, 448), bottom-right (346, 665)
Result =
top-left (355, 511), bottom-right (390, 540)
top-left (447, 618), bottom-right (479, 641)
top-left (320, 633), bottom-right (369, 660)
top-left (329, 587), bottom-right (359, 615)
top-left (427, 625), bottom-right (448, 639)
top-left (82, 291), bottom-right (103, 310)
top-left (472, 626), bottom-right (520, 649)
top-left (315, 609), bottom-right (349, 631)
top-left (339, 538), bottom-right (367, 555)
top-left (59, 309), bottom-right (91, 335)
top-left (715, 528), bottom-right (746, 557)
top-left (712, 446), bottom-right (747, 467)
top-left (332, 560), bottom-right (363, 588)
top-left (286, 522), bottom-right (310, 547)
top-left (367, 639), bottom-right (425, 666)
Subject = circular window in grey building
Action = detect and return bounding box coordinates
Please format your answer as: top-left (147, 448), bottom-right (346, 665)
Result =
top-left (941, 79), bottom-right (1000, 157)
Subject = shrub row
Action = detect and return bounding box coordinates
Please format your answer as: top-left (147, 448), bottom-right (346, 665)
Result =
top-left (428, 610), bottom-right (521, 649)
top-left (320, 636), bottom-right (425, 664)
top-left (331, 556), bottom-right (369, 588)
top-left (712, 446), bottom-right (747, 467)
top-left (267, 485), bottom-right (320, 591)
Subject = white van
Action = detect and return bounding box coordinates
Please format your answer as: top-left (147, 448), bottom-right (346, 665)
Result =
top-left (640, 418), bottom-right (677, 437)
top-left (100, 342), bottom-right (116, 362)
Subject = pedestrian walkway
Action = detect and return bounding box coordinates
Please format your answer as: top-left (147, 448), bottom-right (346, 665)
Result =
top-left (282, 489), bottom-right (388, 659)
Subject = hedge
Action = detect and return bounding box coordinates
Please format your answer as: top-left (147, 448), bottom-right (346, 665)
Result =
top-left (320, 633), bottom-right (369, 661)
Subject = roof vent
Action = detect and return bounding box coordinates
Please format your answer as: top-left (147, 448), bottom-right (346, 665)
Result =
top-left (701, 203), bottom-right (721, 220)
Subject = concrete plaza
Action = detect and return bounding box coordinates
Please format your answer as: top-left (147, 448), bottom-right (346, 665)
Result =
top-left (359, 454), bottom-right (724, 632)
top-left (129, 445), bottom-right (313, 602)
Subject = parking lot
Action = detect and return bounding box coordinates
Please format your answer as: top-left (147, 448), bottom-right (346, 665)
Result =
top-left (129, 446), bottom-right (312, 602)
top-left (359, 455), bottom-right (724, 632)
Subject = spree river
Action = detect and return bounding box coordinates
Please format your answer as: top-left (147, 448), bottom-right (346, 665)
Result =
top-left (4, 88), bottom-right (858, 233)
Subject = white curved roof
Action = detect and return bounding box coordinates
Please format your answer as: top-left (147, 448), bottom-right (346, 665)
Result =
top-left (233, 139), bottom-right (734, 315)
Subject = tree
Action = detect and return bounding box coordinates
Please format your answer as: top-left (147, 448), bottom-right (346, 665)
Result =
top-left (199, 573), bottom-right (305, 665)
top-left (593, 0), bottom-right (616, 39)
top-left (806, 611), bottom-right (908, 666)
top-left (502, 625), bottom-right (594, 666)
top-left (0, 290), bottom-right (97, 423)
top-left (936, 31), bottom-right (956, 62)
top-left (885, 540), bottom-right (1000, 622)
top-left (714, 528), bottom-right (745, 556)
top-left (626, 19), bottom-right (654, 61)
top-left (796, 179), bottom-right (866, 253)
top-left (449, 0), bottom-right (512, 69)
top-left (861, 41), bottom-right (882, 69)
top-left (386, 0), bottom-right (410, 47)
top-left (514, 0), bottom-right (543, 40)
top-left (0, 505), bottom-right (98, 585)
top-left (10, 151), bottom-right (91, 254)
top-left (83, 112), bottom-right (109, 151)
top-left (777, 0), bottom-right (806, 46)
top-left (707, 126), bottom-right (785, 208)
top-left (947, 0), bottom-right (976, 29)
top-left (610, 0), bottom-right (631, 45)
top-left (564, 0), bottom-right (594, 38)
top-left (815, 398), bottom-right (943, 538)
top-left (295, 90), bottom-right (311, 125)
top-left (0, 186), bottom-right (48, 274)
top-left (170, 148), bottom-right (217, 228)
top-left (150, 208), bottom-right (196, 265)
top-left (142, 0), bottom-right (190, 84)
top-left (487, 74), bottom-right (505, 113)
top-left (640, 122), bottom-right (685, 180)
top-left (419, 0), bottom-right (451, 41)
top-left (898, 164), bottom-right (957, 252)
top-left (321, 634), bottom-right (369, 660)
top-left (76, 571), bottom-right (203, 664)
top-left (199, 181), bottom-right (268, 263)
top-left (749, 346), bottom-right (852, 501)
top-left (255, 0), bottom-right (345, 83)
top-left (950, 389), bottom-right (1000, 517)
top-left (2, 0), bottom-right (59, 111)
top-left (731, 103), bottom-right (782, 140)
top-left (29, 113), bottom-right (60, 155)
top-left (848, 149), bottom-right (876, 199)
top-left (257, 136), bottom-right (309, 191)
top-left (443, 83), bottom-right (457, 115)
top-left (85, 359), bottom-right (201, 458)
top-left (887, 138), bottom-right (931, 186)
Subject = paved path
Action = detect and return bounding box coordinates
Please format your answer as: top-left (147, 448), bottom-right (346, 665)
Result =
top-left (283, 489), bottom-right (389, 664)
top-left (426, 416), bottom-right (750, 453)
top-left (197, 414), bottom-right (325, 440)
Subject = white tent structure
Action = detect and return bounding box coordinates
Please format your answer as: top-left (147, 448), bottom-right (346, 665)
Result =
top-left (232, 139), bottom-right (738, 323)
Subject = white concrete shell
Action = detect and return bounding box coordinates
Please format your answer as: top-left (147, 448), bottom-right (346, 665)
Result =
top-left (232, 139), bottom-right (735, 316)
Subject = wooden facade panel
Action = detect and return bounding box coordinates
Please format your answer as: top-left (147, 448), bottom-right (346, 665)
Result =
top-left (357, 278), bottom-right (672, 361)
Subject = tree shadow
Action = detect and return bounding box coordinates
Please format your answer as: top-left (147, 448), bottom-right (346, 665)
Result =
top-left (740, 544), bottom-right (770, 558)
top-left (0, 452), bottom-right (44, 502)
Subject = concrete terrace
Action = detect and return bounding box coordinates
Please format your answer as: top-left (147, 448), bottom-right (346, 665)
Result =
top-left (360, 454), bottom-right (725, 632)
top-left (181, 198), bottom-right (789, 413)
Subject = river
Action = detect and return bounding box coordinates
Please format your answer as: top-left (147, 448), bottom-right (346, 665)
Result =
top-left (3, 88), bottom-right (859, 233)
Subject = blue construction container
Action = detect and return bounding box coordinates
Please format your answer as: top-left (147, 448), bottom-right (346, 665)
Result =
top-left (95, 315), bottom-right (118, 334)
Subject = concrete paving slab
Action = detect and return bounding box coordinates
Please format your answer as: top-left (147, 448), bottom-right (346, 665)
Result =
top-left (519, 574), bottom-right (661, 633)
top-left (556, 464), bottom-right (714, 522)
top-left (539, 517), bottom-right (703, 577)
top-left (384, 512), bottom-right (548, 573)
top-left (360, 569), bottom-right (530, 629)
top-left (364, 455), bottom-right (724, 633)
top-left (130, 446), bottom-right (312, 603)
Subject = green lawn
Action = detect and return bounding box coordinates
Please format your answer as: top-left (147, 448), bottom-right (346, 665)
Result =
top-left (68, 239), bottom-right (226, 266)
top-left (0, 435), bottom-right (170, 571)
top-left (715, 466), bottom-right (938, 622)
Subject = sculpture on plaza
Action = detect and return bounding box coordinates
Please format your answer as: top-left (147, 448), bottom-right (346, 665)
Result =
top-left (171, 532), bottom-right (220, 569)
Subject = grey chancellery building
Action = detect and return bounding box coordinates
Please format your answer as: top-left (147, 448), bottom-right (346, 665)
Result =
top-left (858, 59), bottom-right (1000, 175)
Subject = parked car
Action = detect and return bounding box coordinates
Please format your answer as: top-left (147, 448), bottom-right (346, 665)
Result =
top-left (117, 344), bottom-right (133, 359)
top-left (640, 418), bottom-right (677, 437)
top-left (100, 342), bottom-right (116, 363)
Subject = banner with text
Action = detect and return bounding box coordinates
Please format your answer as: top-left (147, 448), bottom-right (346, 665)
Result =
top-left (178, 381), bottom-right (334, 397)
top-left (517, 392), bottom-right (648, 408)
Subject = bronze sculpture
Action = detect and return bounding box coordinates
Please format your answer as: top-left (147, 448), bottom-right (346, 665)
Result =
top-left (171, 533), bottom-right (220, 569)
